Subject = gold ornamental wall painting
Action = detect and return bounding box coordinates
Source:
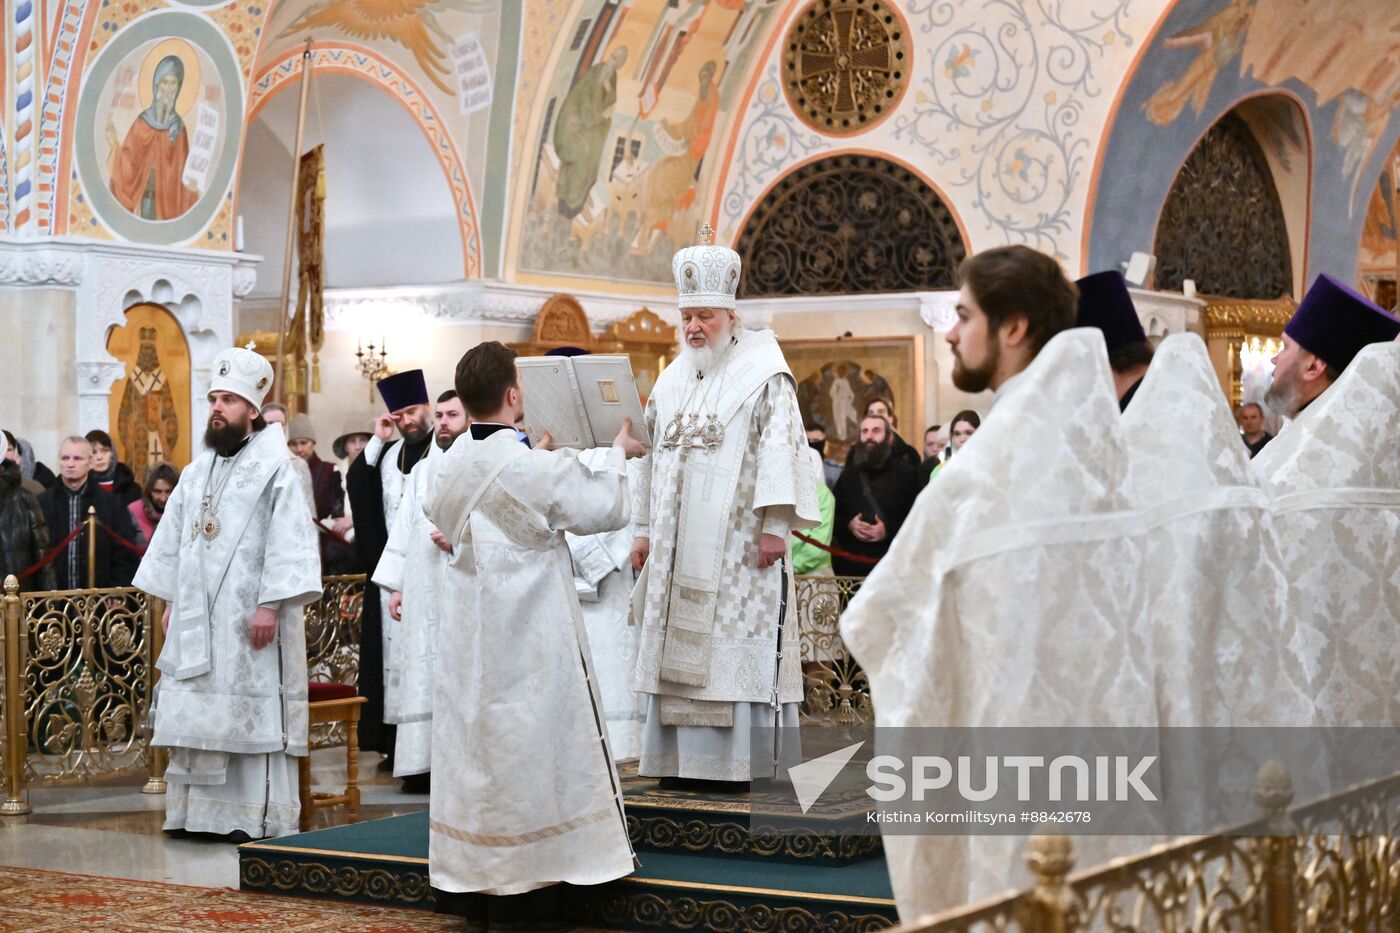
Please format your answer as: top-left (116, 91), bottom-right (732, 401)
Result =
top-left (106, 304), bottom-right (192, 472)
top-left (782, 0), bottom-right (911, 136)
top-left (780, 335), bottom-right (924, 466)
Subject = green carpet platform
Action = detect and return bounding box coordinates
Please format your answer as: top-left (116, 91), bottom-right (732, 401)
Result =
top-left (239, 766), bottom-right (897, 931)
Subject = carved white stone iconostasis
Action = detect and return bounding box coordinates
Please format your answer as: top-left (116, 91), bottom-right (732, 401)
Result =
top-left (0, 239), bottom-right (257, 465)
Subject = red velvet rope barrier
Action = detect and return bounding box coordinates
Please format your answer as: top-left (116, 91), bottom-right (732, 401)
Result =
top-left (92, 517), bottom-right (146, 557)
top-left (15, 522), bottom-right (87, 581)
top-left (791, 531), bottom-right (880, 566)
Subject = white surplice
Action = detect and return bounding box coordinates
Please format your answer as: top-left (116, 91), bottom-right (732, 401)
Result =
top-left (134, 423), bottom-right (322, 838)
top-left (424, 430), bottom-right (636, 895)
top-left (1252, 341), bottom-right (1400, 726)
top-left (838, 329), bottom-right (1156, 922)
top-left (568, 451), bottom-right (644, 760)
top-left (1121, 333), bottom-right (1314, 728)
top-left (371, 442), bottom-right (452, 776)
top-left (362, 435), bottom-right (422, 728)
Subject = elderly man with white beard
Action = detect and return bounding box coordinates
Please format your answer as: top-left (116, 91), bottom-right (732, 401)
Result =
top-left (628, 227), bottom-right (820, 790)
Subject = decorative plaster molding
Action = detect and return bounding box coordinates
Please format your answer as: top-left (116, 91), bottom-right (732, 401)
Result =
top-left (232, 263), bottom-right (259, 298)
top-left (320, 280), bottom-right (680, 333)
top-left (75, 360), bottom-right (126, 394)
top-left (918, 293), bottom-right (960, 333)
top-left (0, 247), bottom-right (84, 285)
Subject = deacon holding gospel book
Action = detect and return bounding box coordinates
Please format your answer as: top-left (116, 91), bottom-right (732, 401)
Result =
top-left (423, 341), bottom-right (646, 926)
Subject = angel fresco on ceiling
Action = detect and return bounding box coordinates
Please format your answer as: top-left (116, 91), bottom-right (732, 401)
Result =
top-left (1144, 0), bottom-right (1400, 204)
top-left (277, 0), bottom-right (500, 95)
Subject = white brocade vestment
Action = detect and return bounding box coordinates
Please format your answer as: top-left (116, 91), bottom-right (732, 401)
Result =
top-left (1252, 341), bottom-right (1400, 726)
top-left (134, 424), bottom-right (322, 838)
top-left (424, 430), bottom-right (636, 895)
top-left (629, 329), bottom-right (819, 781)
top-left (365, 436), bottom-right (414, 718)
top-left (371, 442), bottom-right (454, 776)
top-left (568, 449), bottom-right (644, 760)
top-left (1121, 333), bottom-right (1314, 728)
top-left (838, 330), bottom-right (1157, 922)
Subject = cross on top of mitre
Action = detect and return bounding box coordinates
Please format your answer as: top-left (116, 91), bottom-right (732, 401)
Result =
top-left (697, 223), bottom-right (715, 245)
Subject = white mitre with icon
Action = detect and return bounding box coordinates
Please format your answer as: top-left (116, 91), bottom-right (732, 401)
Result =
top-left (671, 223), bottom-right (741, 310)
top-left (209, 342), bottom-right (274, 413)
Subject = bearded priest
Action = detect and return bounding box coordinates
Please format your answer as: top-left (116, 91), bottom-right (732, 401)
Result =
top-left (1253, 276), bottom-right (1400, 726)
top-left (839, 247), bottom-right (1155, 920)
top-left (135, 346), bottom-right (321, 840)
top-left (346, 369), bottom-right (434, 765)
top-left (371, 389), bottom-right (469, 789)
top-left (424, 342), bottom-right (647, 921)
top-left (629, 227), bottom-right (820, 790)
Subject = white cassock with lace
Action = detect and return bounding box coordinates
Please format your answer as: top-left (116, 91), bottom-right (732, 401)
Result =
top-left (372, 442), bottom-right (453, 776)
top-left (1252, 341), bottom-right (1400, 726)
top-left (839, 329), bottom-right (1157, 922)
top-left (135, 423), bottom-right (321, 838)
top-left (424, 430), bottom-right (635, 895)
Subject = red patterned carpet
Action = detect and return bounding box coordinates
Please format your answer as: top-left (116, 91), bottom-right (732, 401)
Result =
top-left (0, 865), bottom-right (465, 932)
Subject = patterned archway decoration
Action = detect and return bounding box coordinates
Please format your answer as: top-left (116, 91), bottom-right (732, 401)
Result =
top-left (1154, 113), bottom-right (1292, 300)
top-left (736, 153), bottom-right (965, 297)
top-left (782, 0), bottom-right (910, 136)
top-left (246, 44), bottom-right (481, 277)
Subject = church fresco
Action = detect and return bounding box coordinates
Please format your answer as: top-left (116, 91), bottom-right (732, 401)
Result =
top-left (75, 12), bottom-right (244, 244)
top-left (270, 0), bottom-right (502, 97)
top-left (519, 0), bottom-right (781, 285)
top-left (1087, 0), bottom-right (1400, 286)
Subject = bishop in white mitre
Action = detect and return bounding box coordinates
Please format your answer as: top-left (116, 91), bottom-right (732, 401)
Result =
top-left (840, 247), bottom-right (1156, 921)
top-left (371, 390), bottom-right (469, 782)
top-left (135, 346), bottom-right (321, 840)
top-left (424, 341), bottom-right (647, 916)
top-left (629, 228), bottom-right (819, 787)
top-left (1253, 275), bottom-right (1400, 727)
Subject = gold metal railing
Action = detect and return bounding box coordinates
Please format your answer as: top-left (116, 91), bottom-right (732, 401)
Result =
top-left (3, 572), bottom-right (863, 808)
top-left (305, 574), bottom-right (365, 748)
top-left (795, 575), bottom-right (871, 726)
top-left (894, 763), bottom-right (1400, 932)
top-left (1, 573), bottom-right (367, 814)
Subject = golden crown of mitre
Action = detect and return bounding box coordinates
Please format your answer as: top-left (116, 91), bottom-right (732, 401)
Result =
top-left (672, 223), bottom-right (741, 311)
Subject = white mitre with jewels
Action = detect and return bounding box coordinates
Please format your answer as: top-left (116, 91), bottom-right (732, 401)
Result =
top-left (209, 343), bottom-right (273, 413)
top-left (672, 224), bottom-right (740, 310)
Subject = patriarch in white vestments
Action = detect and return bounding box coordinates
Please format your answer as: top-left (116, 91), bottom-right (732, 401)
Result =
top-left (1253, 275), bottom-right (1400, 727)
top-left (135, 346), bottom-right (321, 840)
top-left (424, 341), bottom-right (647, 922)
top-left (839, 247), bottom-right (1156, 921)
top-left (371, 390), bottom-right (469, 784)
top-left (628, 227), bottom-right (820, 787)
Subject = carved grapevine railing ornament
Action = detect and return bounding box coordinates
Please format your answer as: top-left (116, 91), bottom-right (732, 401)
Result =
top-left (783, 0), bottom-right (911, 135)
top-left (1155, 113), bottom-right (1294, 300)
top-left (737, 153), bottom-right (966, 297)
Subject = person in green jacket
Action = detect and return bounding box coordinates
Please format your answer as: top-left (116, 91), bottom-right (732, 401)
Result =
top-left (791, 447), bottom-right (835, 575)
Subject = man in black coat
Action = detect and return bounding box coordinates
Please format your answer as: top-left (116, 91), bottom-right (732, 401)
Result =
top-left (345, 370), bottom-right (434, 763)
top-left (832, 414), bottom-right (918, 577)
top-left (37, 436), bottom-right (139, 589)
top-left (1, 431), bottom-right (53, 591)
